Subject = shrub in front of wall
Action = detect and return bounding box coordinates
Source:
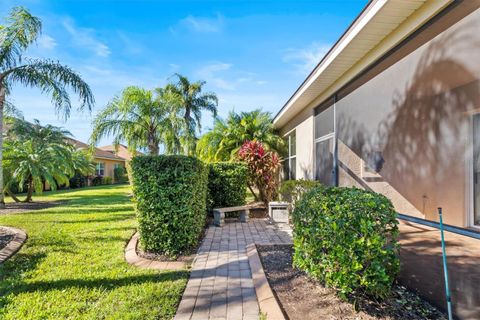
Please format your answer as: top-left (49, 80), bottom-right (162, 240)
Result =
top-left (114, 166), bottom-right (128, 183)
top-left (238, 140), bottom-right (280, 206)
top-left (279, 179), bottom-right (322, 208)
top-left (102, 176), bottom-right (113, 185)
top-left (131, 155), bottom-right (208, 256)
top-left (69, 172), bottom-right (87, 189)
top-left (91, 175), bottom-right (102, 186)
top-left (292, 186), bottom-right (400, 299)
top-left (207, 162), bottom-right (248, 211)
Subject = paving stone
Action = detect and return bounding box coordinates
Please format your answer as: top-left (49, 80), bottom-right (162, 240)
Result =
top-left (174, 220), bottom-right (292, 320)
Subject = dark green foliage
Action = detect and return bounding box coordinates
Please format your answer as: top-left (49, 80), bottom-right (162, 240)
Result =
top-left (292, 187), bottom-right (400, 299)
top-left (278, 179), bottom-right (322, 207)
top-left (131, 155), bottom-right (208, 256)
top-left (69, 172), bottom-right (87, 189)
top-left (114, 166), bottom-right (128, 183)
top-left (91, 176), bottom-right (102, 186)
top-left (102, 176), bottom-right (113, 185)
top-left (207, 162), bottom-right (248, 211)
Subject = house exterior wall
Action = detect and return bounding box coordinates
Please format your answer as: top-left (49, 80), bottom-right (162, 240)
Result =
top-left (93, 158), bottom-right (125, 182)
top-left (280, 2), bottom-right (480, 228)
top-left (277, 3), bottom-right (480, 318)
top-left (280, 106), bottom-right (315, 180)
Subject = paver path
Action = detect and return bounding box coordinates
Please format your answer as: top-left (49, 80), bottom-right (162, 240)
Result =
top-left (174, 219), bottom-right (292, 320)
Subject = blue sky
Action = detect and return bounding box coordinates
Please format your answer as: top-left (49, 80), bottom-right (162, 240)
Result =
top-left (1, 0), bottom-right (367, 145)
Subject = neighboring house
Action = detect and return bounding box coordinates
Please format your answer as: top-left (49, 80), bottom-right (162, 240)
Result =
top-left (99, 144), bottom-right (142, 161)
top-left (274, 1), bottom-right (480, 318)
top-left (67, 139), bottom-right (129, 183)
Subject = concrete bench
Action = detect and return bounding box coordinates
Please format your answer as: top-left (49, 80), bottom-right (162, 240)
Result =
top-left (213, 203), bottom-right (264, 227)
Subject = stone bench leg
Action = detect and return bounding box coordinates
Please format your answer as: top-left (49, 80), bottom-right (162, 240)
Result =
top-left (239, 209), bottom-right (250, 223)
top-left (213, 210), bottom-right (225, 227)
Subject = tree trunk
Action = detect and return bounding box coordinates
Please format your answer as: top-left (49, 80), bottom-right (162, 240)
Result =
top-left (248, 184), bottom-right (259, 202)
top-left (184, 107), bottom-right (193, 155)
top-left (24, 178), bottom-right (34, 202)
top-left (6, 189), bottom-right (21, 203)
top-left (148, 142), bottom-right (159, 155)
top-left (0, 85), bottom-right (5, 208)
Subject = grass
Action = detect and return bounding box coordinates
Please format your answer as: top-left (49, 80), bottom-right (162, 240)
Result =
top-left (0, 185), bottom-right (188, 320)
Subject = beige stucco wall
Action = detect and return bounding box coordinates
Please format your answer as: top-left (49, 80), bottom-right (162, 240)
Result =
top-left (95, 158), bottom-right (125, 182)
top-left (278, 4), bottom-right (480, 228)
top-left (280, 106), bottom-right (315, 180)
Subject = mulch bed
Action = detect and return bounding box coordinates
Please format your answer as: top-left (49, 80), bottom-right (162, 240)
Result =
top-left (0, 201), bottom-right (64, 215)
top-left (258, 244), bottom-right (447, 320)
top-left (0, 227), bottom-right (16, 251)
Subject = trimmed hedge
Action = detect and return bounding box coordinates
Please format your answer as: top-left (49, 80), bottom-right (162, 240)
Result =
top-left (292, 186), bottom-right (399, 299)
top-left (207, 162), bottom-right (248, 211)
top-left (131, 155), bottom-right (208, 256)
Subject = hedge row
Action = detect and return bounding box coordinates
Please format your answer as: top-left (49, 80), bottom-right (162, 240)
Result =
top-left (292, 186), bottom-right (400, 299)
top-left (131, 155), bottom-right (208, 256)
top-left (131, 156), bottom-right (247, 256)
top-left (207, 162), bottom-right (248, 211)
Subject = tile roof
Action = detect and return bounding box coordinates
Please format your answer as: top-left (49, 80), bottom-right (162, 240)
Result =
top-left (66, 138), bottom-right (126, 161)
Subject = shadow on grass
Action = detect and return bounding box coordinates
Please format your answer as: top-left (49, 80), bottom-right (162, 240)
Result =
top-left (1, 270), bottom-right (188, 296)
top-left (49, 212), bottom-right (134, 224)
top-left (0, 252), bottom-right (47, 288)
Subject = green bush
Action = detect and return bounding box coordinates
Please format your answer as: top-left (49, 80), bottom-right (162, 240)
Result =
top-left (207, 162), bottom-right (248, 211)
top-left (114, 166), bottom-right (128, 183)
top-left (292, 186), bottom-right (399, 299)
top-left (279, 179), bottom-right (322, 207)
top-left (131, 155), bottom-right (208, 256)
top-left (91, 176), bottom-right (102, 186)
top-left (69, 172), bottom-right (87, 189)
top-left (102, 176), bottom-right (113, 185)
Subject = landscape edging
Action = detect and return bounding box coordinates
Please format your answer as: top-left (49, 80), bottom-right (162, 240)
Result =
top-left (0, 226), bottom-right (27, 263)
top-left (246, 243), bottom-right (286, 320)
top-left (125, 232), bottom-right (187, 270)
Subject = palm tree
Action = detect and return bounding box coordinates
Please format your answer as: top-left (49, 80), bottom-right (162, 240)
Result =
top-left (0, 7), bottom-right (94, 206)
top-left (166, 73), bottom-right (218, 155)
top-left (197, 109), bottom-right (285, 162)
top-left (4, 119), bottom-right (93, 202)
top-left (90, 86), bottom-right (183, 155)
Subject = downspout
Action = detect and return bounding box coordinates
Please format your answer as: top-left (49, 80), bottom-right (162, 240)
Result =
top-left (332, 94), bottom-right (339, 186)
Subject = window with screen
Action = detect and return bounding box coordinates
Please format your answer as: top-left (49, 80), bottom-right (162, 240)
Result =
top-left (283, 131), bottom-right (296, 180)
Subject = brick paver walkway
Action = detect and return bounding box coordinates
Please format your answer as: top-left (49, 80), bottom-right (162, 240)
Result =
top-left (174, 219), bottom-right (292, 320)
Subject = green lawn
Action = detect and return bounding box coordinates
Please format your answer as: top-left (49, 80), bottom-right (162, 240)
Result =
top-left (0, 185), bottom-right (188, 320)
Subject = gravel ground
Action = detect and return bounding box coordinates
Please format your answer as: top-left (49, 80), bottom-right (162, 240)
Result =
top-left (0, 227), bottom-right (15, 250)
top-left (258, 244), bottom-right (447, 320)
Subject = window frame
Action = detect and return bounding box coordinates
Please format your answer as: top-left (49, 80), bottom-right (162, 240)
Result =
top-left (284, 131), bottom-right (297, 180)
top-left (95, 162), bottom-right (105, 176)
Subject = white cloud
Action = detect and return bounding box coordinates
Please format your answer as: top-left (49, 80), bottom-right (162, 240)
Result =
top-left (196, 62), bottom-right (268, 91)
top-left (173, 13), bottom-right (225, 33)
top-left (197, 62), bottom-right (235, 90)
top-left (62, 18), bottom-right (111, 57)
top-left (37, 34), bottom-right (57, 50)
top-left (283, 42), bottom-right (330, 75)
top-left (117, 31), bottom-right (143, 55)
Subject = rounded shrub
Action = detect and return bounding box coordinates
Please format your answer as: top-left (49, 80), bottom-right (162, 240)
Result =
top-left (292, 186), bottom-right (399, 299)
top-left (131, 155), bottom-right (208, 257)
top-left (207, 162), bottom-right (248, 211)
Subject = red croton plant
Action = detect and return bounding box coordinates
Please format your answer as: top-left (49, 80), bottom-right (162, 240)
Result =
top-left (238, 140), bottom-right (280, 206)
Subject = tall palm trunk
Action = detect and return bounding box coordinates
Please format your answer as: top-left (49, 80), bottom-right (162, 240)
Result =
top-left (0, 85), bottom-right (5, 208)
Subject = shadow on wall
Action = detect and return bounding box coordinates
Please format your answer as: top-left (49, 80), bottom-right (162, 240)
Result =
top-left (334, 24), bottom-right (480, 319)
top-left (337, 26), bottom-right (480, 223)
